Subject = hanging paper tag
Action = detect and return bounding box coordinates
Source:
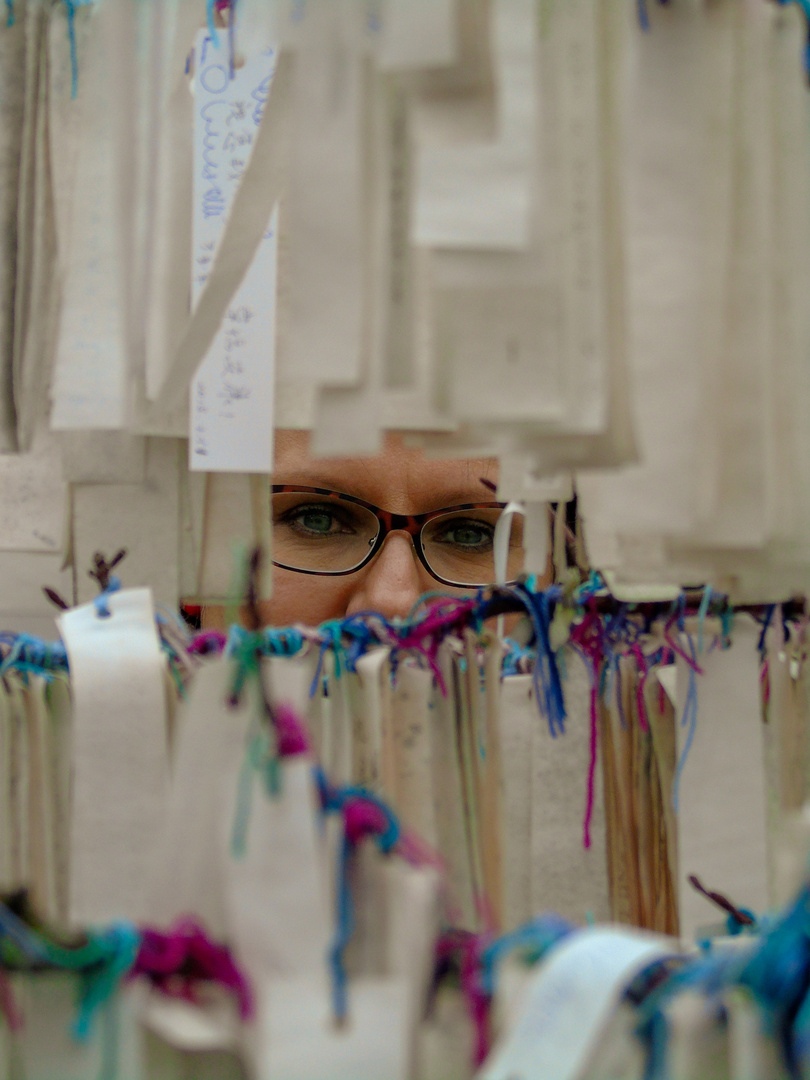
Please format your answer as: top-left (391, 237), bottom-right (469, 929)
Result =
top-left (223, 756), bottom-right (333, 990)
top-left (675, 615), bottom-right (769, 942)
top-left (146, 657), bottom-right (253, 937)
top-left (9, 972), bottom-right (144, 1080)
top-left (478, 927), bottom-right (676, 1080)
top-left (498, 675), bottom-right (534, 930)
top-left (665, 990), bottom-right (730, 1080)
top-left (58, 588), bottom-right (169, 926)
top-left (190, 30), bottom-right (278, 473)
top-left (257, 977), bottom-right (411, 1080)
top-left (391, 662), bottom-right (438, 847)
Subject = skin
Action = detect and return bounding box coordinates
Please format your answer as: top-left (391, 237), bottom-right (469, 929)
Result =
top-left (259, 430), bottom-right (501, 627)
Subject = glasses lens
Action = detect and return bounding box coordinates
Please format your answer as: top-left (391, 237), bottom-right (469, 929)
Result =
top-left (422, 508), bottom-right (524, 586)
top-left (272, 492), bottom-right (380, 573)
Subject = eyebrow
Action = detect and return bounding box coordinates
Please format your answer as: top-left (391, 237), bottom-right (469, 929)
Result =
top-left (272, 472), bottom-right (499, 509)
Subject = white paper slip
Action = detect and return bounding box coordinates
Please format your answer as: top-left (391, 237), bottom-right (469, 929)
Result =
top-left (9, 972), bottom-right (145, 1080)
top-left (478, 927), bottom-right (677, 1080)
top-left (190, 30), bottom-right (278, 473)
top-left (58, 588), bottom-right (169, 926)
top-left (675, 615), bottom-right (769, 942)
top-left (257, 977), bottom-right (411, 1080)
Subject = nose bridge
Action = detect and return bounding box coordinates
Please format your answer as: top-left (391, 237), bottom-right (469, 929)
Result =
top-left (347, 530), bottom-right (424, 620)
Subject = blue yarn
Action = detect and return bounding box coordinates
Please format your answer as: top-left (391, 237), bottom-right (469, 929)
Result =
top-left (479, 914), bottom-right (574, 998)
top-left (206, 0), bottom-right (219, 46)
top-left (672, 642), bottom-right (698, 813)
top-left (637, 0), bottom-right (650, 31)
top-left (72, 922), bottom-right (141, 1042)
top-left (93, 575), bottom-right (121, 619)
top-left (696, 586), bottom-right (712, 655)
top-left (5, 0), bottom-right (13, 28)
top-left (0, 902), bottom-right (50, 962)
top-left (64, 0), bottom-right (94, 100)
top-left (511, 583), bottom-right (566, 737)
top-left (758, 604), bottom-right (776, 659)
top-left (329, 829), bottom-right (354, 1023)
top-left (318, 779), bottom-right (402, 1022)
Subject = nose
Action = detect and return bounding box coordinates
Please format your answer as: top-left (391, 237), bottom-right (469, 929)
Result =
top-left (345, 532), bottom-right (426, 621)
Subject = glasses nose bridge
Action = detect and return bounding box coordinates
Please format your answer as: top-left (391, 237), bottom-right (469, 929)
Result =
top-left (378, 510), bottom-right (422, 541)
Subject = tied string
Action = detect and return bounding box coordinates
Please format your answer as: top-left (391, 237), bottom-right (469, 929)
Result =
top-left (636, 890), bottom-right (810, 1080)
top-left (63, 0), bottom-right (94, 100)
top-left (317, 772), bottom-right (423, 1025)
top-left (0, 900), bottom-right (140, 1042)
top-left (672, 627), bottom-right (699, 813)
top-left (435, 915), bottom-right (575, 1070)
top-left (130, 919), bottom-right (253, 1020)
top-left (188, 629), bottom-right (228, 656)
top-left (0, 634), bottom-right (68, 681)
top-left (569, 603), bottom-right (605, 849)
top-left (93, 575), bottom-right (121, 620)
top-left (230, 690), bottom-right (310, 857)
top-left (394, 596), bottom-right (480, 695)
top-left (309, 620), bottom-right (347, 699)
top-left (507, 584), bottom-right (566, 737)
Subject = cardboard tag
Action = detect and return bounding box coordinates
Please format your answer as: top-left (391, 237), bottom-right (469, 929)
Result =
top-left (413, 0), bottom-right (535, 250)
top-left (665, 990), bottom-right (730, 1080)
top-left (9, 972), bottom-right (144, 1080)
top-left (675, 616), bottom-right (769, 942)
top-left (530, 646), bottom-right (610, 925)
top-left (146, 657), bottom-right (251, 938)
top-left (497, 675), bottom-right (534, 929)
top-left (190, 30), bottom-right (278, 473)
top-left (50, 1), bottom-right (128, 432)
top-left (223, 756), bottom-right (333, 989)
top-left (257, 977), bottom-right (411, 1080)
top-left (478, 927), bottom-right (676, 1080)
top-left (391, 662), bottom-right (438, 847)
top-left (727, 989), bottom-right (789, 1080)
top-left (58, 588), bottom-right (169, 926)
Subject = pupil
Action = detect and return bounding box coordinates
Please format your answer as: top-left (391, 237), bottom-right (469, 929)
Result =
top-left (303, 511), bottom-right (333, 533)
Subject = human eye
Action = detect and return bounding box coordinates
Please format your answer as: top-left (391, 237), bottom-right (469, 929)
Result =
top-left (278, 501), bottom-right (359, 539)
top-left (431, 516), bottom-right (495, 552)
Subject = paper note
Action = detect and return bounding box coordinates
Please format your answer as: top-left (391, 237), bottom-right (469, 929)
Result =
top-left (58, 588), bottom-right (169, 926)
top-left (675, 615), bottom-right (769, 942)
top-left (190, 30), bottom-right (278, 473)
top-left (478, 927), bottom-right (676, 1080)
top-left (10, 973), bottom-right (144, 1080)
top-left (257, 977), bottom-right (410, 1080)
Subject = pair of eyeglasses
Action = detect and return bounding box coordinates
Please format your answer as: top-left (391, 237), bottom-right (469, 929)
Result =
top-left (271, 486), bottom-right (525, 588)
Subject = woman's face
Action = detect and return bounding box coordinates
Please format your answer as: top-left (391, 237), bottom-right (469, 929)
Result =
top-left (261, 430), bottom-right (502, 627)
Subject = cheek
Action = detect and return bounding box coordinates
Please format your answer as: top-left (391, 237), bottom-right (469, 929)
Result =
top-left (260, 567), bottom-right (359, 627)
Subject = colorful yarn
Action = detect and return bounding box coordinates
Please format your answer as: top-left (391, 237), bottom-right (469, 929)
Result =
top-left (131, 918), bottom-right (253, 1020)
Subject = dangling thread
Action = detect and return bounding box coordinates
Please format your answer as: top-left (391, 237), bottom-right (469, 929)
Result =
top-left (64, 0), bottom-right (94, 100)
top-left (206, 0), bottom-right (219, 46)
top-left (5, 0), bottom-right (13, 28)
top-left (672, 632), bottom-right (699, 813)
top-left (569, 603), bottom-right (604, 849)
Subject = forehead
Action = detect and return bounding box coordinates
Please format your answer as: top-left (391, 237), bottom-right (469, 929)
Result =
top-left (273, 430), bottom-right (498, 513)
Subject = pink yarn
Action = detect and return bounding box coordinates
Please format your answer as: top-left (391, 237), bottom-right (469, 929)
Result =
top-left (187, 630), bottom-right (227, 655)
top-left (460, 933), bottom-right (491, 1066)
top-left (131, 919), bottom-right (254, 1020)
top-left (274, 702), bottom-right (310, 757)
top-left (395, 598), bottom-right (478, 694)
top-left (343, 798), bottom-right (390, 846)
